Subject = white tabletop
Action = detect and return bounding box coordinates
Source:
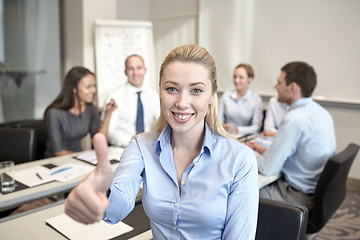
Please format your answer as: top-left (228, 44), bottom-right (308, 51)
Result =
top-left (0, 147), bottom-right (123, 212)
top-left (0, 200), bottom-right (151, 240)
top-left (258, 172), bottom-right (281, 188)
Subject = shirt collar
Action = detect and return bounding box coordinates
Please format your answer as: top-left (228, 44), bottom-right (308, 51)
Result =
top-left (290, 97), bottom-right (313, 110)
top-left (154, 125), bottom-right (172, 156)
top-left (230, 89), bottom-right (251, 101)
top-left (126, 82), bottom-right (143, 92)
top-left (154, 123), bottom-right (214, 156)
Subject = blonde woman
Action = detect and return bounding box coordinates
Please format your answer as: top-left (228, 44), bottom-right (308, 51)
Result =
top-left (65, 45), bottom-right (258, 239)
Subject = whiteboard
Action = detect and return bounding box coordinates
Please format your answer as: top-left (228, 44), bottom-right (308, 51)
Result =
top-left (94, 19), bottom-right (156, 108)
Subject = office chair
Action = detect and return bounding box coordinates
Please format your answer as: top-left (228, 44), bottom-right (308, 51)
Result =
top-left (255, 198), bottom-right (308, 240)
top-left (14, 119), bottom-right (47, 160)
top-left (306, 143), bottom-right (360, 234)
top-left (0, 128), bottom-right (37, 164)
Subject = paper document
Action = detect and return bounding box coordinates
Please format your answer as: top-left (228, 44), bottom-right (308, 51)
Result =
top-left (14, 165), bottom-right (55, 187)
top-left (14, 163), bottom-right (93, 187)
top-left (128, 229), bottom-right (153, 240)
top-left (46, 213), bottom-right (133, 240)
top-left (253, 136), bottom-right (274, 148)
top-left (45, 163), bottom-right (94, 183)
top-left (74, 147), bottom-right (124, 165)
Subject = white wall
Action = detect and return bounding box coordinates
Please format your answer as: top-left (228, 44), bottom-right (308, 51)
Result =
top-left (117, 0), bottom-right (150, 20)
top-left (325, 104), bottom-right (360, 179)
top-left (149, 0), bottom-right (199, 81)
top-left (199, 0), bottom-right (255, 91)
top-left (250, 0), bottom-right (360, 104)
top-left (62, 0), bottom-right (83, 73)
top-left (62, 0), bottom-right (117, 74)
top-left (198, 0), bottom-right (360, 179)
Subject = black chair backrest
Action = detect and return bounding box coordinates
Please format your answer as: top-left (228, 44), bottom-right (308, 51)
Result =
top-left (260, 109), bottom-right (266, 132)
top-left (14, 120), bottom-right (47, 160)
top-left (0, 128), bottom-right (37, 164)
top-left (256, 198), bottom-right (308, 240)
top-left (307, 143), bottom-right (360, 234)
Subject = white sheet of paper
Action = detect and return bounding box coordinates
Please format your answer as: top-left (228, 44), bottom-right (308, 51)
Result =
top-left (14, 163), bottom-right (93, 187)
top-left (46, 213), bottom-right (133, 240)
top-left (128, 229), bottom-right (153, 240)
top-left (46, 163), bottom-right (94, 183)
top-left (14, 166), bottom-right (53, 187)
top-left (75, 148), bottom-right (124, 165)
top-left (253, 136), bottom-right (274, 148)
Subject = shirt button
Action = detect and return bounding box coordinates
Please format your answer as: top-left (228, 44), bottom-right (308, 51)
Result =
top-left (173, 225), bottom-right (177, 230)
top-left (181, 181), bottom-right (185, 186)
top-left (193, 162), bottom-right (197, 166)
top-left (174, 202), bottom-right (178, 207)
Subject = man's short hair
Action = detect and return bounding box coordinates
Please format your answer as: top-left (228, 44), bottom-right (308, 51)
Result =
top-left (125, 54), bottom-right (145, 68)
top-left (281, 61), bottom-right (317, 97)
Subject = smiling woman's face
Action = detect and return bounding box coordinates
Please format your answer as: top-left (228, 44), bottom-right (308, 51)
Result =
top-left (74, 73), bottom-right (96, 104)
top-left (159, 61), bottom-right (215, 135)
top-left (233, 66), bottom-right (252, 92)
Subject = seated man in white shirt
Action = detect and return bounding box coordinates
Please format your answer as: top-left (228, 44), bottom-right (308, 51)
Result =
top-left (102, 54), bottom-right (160, 147)
top-left (247, 61), bottom-right (336, 210)
top-left (262, 95), bottom-right (289, 137)
top-left (251, 96), bottom-right (289, 148)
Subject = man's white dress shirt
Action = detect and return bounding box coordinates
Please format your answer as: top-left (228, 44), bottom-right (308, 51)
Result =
top-left (103, 82), bottom-right (160, 147)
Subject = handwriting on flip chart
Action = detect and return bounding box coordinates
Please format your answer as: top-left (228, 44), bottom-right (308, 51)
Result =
top-left (95, 20), bottom-right (155, 108)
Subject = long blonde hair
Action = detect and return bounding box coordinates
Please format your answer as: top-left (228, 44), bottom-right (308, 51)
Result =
top-left (152, 44), bottom-right (231, 138)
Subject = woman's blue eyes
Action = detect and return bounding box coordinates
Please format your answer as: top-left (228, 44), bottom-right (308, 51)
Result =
top-left (166, 87), bottom-right (176, 92)
top-left (166, 87), bottom-right (202, 94)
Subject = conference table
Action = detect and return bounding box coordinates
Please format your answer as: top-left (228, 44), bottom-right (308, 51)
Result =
top-left (0, 147), bottom-right (280, 239)
top-left (0, 199), bottom-right (151, 240)
top-left (0, 147), bottom-right (124, 213)
top-left (0, 173), bottom-right (280, 240)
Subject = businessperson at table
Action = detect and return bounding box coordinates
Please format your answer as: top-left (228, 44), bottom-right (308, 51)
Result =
top-left (65, 44), bottom-right (259, 239)
top-left (44, 66), bottom-right (116, 157)
top-left (218, 63), bottom-right (263, 137)
top-left (262, 95), bottom-right (289, 137)
top-left (247, 61), bottom-right (336, 209)
top-left (102, 54), bottom-right (160, 147)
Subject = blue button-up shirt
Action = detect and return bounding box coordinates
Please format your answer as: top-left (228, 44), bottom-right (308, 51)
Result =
top-left (104, 124), bottom-right (259, 239)
top-left (257, 98), bottom-right (336, 194)
top-left (218, 89), bottom-right (263, 136)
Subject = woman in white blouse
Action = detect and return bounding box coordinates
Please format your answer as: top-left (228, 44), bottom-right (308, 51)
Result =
top-left (218, 63), bottom-right (263, 137)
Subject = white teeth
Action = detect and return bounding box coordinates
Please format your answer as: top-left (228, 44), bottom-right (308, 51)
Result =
top-left (175, 113), bottom-right (191, 120)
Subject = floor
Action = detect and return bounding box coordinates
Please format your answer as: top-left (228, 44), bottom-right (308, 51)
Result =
top-left (314, 178), bottom-right (360, 240)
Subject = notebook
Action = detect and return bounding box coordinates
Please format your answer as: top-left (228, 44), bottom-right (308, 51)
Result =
top-left (74, 148), bottom-right (124, 165)
top-left (46, 213), bottom-right (133, 240)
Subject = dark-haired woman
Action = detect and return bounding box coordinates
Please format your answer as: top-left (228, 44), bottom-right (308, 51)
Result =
top-left (44, 66), bottom-right (116, 157)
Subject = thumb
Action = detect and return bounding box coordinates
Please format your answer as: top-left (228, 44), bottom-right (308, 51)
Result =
top-left (93, 133), bottom-right (109, 168)
top-left (93, 133), bottom-right (113, 192)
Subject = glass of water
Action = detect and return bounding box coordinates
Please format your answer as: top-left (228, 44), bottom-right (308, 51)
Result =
top-left (0, 161), bottom-right (15, 193)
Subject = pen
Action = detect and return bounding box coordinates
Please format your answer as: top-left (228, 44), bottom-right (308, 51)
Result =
top-left (36, 173), bottom-right (43, 180)
top-left (50, 166), bottom-right (72, 176)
